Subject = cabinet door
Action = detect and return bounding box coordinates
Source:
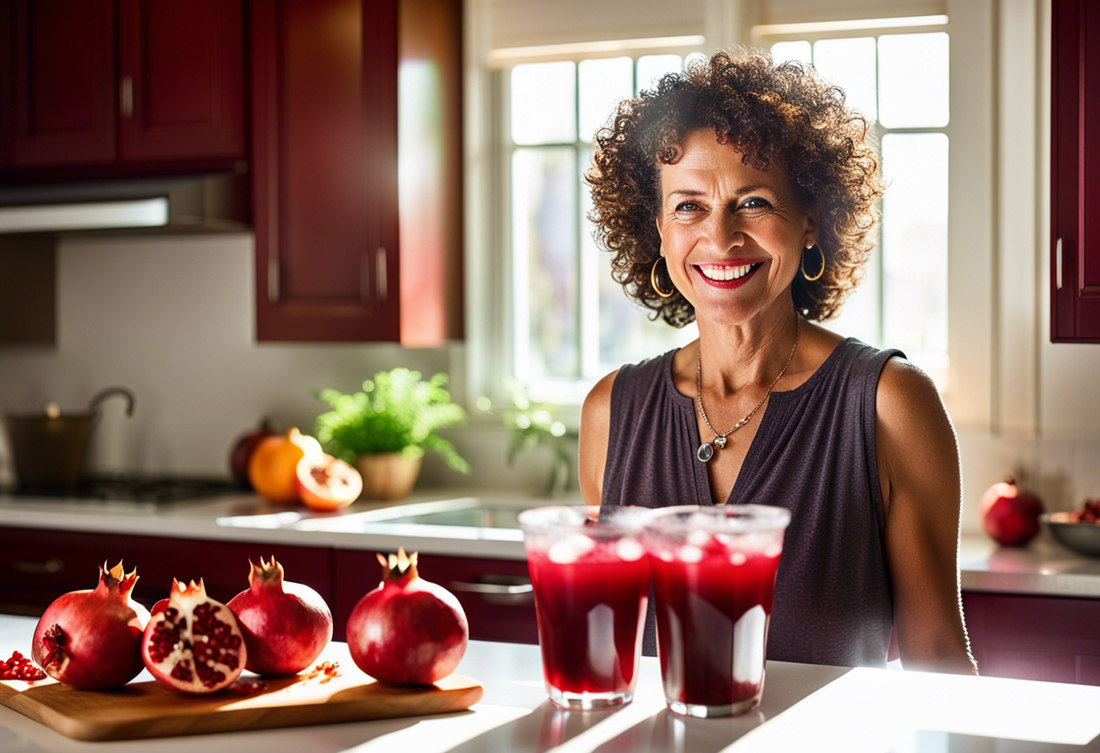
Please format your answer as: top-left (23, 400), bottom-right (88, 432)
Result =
top-left (1051, 0), bottom-right (1100, 342)
top-left (0, 527), bottom-right (332, 614)
top-left (250, 0), bottom-right (463, 343)
top-left (118, 0), bottom-right (246, 163)
top-left (11, 0), bottom-right (117, 167)
top-left (251, 0), bottom-right (398, 342)
top-left (962, 592), bottom-right (1100, 685)
top-left (333, 550), bottom-right (537, 644)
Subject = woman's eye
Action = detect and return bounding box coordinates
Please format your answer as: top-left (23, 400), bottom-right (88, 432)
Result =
top-left (740, 197), bottom-right (772, 210)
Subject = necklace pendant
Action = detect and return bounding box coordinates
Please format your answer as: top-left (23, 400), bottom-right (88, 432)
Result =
top-left (697, 442), bottom-right (714, 463)
top-left (713, 436), bottom-right (727, 449)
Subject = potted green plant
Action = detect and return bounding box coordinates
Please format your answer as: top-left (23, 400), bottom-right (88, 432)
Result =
top-left (314, 368), bottom-right (469, 501)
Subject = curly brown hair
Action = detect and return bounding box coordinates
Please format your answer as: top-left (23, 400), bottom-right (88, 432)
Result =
top-left (587, 49), bottom-right (885, 325)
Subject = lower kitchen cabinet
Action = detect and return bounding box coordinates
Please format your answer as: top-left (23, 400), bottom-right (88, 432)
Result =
top-left (0, 527), bottom-right (332, 615)
top-left (0, 527), bottom-right (538, 646)
top-left (962, 591), bottom-right (1100, 685)
top-left (332, 550), bottom-right (537, 645)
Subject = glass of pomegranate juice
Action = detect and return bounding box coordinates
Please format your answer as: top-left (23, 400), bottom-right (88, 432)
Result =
top-left (644, 504), bottom-right (791, 718)
top-left (518, 505), bottom-right (653, 710)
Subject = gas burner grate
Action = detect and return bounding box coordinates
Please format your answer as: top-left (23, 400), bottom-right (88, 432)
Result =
top-left (2, 475), bottom-right (240, 504)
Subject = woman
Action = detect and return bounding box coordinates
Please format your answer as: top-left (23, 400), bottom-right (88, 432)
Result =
top-left (580, 50), bottom-right (976, 673)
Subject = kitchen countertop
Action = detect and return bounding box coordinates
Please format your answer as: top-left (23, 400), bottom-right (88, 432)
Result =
top-left (2, 614), bottom-right (1099, 752)
top-left (2, 489), bottom-right (1100, 597)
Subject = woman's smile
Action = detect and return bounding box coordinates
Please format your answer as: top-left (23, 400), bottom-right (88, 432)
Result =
top-left (694, 261), bottom-right (765, 288)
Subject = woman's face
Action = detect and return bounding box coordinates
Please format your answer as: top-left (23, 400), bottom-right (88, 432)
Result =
top-left (655, 128), bottom-right (818, 328)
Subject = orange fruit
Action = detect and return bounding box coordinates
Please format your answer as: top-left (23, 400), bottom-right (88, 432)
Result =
top-left (248, 428), bottom-right (322, 503)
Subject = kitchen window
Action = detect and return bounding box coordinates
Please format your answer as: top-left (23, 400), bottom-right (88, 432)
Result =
top-left (471, 2), bottom-right (993, 429)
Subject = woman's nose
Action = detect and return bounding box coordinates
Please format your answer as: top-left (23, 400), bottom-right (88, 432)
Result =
top-left (704, 213), bottom-right (745, 252)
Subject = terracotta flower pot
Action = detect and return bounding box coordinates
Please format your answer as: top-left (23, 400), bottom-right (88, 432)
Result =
top-left (354, 453), bottom-right (422, 501)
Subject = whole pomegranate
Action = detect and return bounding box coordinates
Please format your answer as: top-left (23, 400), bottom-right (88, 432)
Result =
top-left (227, 557), bottom-right (333, 676)
top-left (230, 419), bottom-right (275, 488)
top-left (31, 561), bottom-right (149, 690)
top-left (347, 548), bottom-right (469, 686)
top-left (141, 579), bottom-right (246, 694)
top-left (980, 475), bottom-right (1044, 546)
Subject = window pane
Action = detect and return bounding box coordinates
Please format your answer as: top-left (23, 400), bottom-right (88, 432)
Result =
top-left (579, 57), bottom-right (633, 143)
top-left (822, 243), bottom-right (881, 347)
top-left (881, 133), bottom-right (948, 368)
top-left (513, 147), bottom-right (579, 380)
top-left (812, 37), bottom-right (877, 122)
top-left (511, 62), bottom-right (576, 145)
top-left (636, 54), bottom-right (682, 94)
top-left (878, 33), bottom-right (949, 128)
top-left (771, 41), bottom-right (812, 66)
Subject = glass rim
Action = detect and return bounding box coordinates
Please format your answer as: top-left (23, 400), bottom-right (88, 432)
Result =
top-left (643, 504), bottom-right (791, 534)
top-left (517, 504), bottom-right (658, 534)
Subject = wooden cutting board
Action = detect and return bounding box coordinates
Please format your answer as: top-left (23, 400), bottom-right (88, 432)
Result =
top-left (0, 643), bottom-right (483, 741)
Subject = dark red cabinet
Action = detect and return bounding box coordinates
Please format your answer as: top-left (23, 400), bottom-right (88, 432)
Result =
top-left (3, 0), bottom-right (245, 173)
top-left (1051, 0), bottom-right (1100, 342)
top-left (251, 0), bottom-right (463, 343)
top-left (117, 0), bottom-right (246, 163)
top-left (333, 549), bottom-right (537, 645)
top-left (10, 0), bottom-right (117, 168)
top-left (0, 527), bottom-right (333, 614)
top-left (963, 592), bottom-right (1100, 685)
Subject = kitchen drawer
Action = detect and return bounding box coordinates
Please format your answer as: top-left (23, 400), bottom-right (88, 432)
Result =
top-left (0, 527), bottom-right (332, 614)
top-left (333, 550), bottom-right (537, 645)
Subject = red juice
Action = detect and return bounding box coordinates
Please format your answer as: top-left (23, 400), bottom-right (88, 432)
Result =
top-left (649, 531), bottom-right (783, 715)
top-left (526, 536), bottom-right (650, 708)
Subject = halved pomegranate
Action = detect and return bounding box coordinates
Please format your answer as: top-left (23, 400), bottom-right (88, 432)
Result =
top-left (141, 579), bottom-right (246, 694)
top-left (295, 453), bottom-right (363, 511)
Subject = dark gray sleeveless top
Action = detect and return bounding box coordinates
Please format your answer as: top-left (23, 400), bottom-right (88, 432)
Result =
top-left (602, 337), bottom-right (900, 668)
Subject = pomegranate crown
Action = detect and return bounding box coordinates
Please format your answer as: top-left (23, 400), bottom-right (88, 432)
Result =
top-left (248, 556), bottom-right (286, 590)
top-left (377, 547), bottom-right (419, 581)
top-left (168, 578), bottom-right (209, 601)
top-left (99, 560), bottom-right (139, 598)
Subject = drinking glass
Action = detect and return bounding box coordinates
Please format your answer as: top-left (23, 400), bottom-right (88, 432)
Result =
top-left (518, 505), bottom-right (653, 710)
top-left (644, 504), bottom-right (791, 718)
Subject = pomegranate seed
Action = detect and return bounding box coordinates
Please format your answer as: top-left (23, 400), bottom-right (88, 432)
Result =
top-left (1, 651), bottom-right (46, 682)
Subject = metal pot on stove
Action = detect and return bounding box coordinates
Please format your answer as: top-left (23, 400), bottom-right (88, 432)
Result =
top-left (2, 386), bottom-right (135, 488)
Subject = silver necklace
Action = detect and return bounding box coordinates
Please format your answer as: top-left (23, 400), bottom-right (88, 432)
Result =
top-left (695, 317), bottom-right (801, 463)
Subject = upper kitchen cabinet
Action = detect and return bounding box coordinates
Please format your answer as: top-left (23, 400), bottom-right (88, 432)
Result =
top-left (2, 0), bottom-right (245, 174)
top-left (1051, 0), bottom-right (1100, 342)
top-left (251, 0), bottom-right (464, 343)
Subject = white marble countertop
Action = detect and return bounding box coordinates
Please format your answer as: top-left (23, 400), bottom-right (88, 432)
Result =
top-left (2, 614), bottom-right (1099, 752)
top-left (3, 488), bottom-right (1100, 597)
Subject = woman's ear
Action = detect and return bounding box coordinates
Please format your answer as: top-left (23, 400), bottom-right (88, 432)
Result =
top-left (655, 215), bottom-right (665, 254)
top-left (803, 204), bottom-right (821, 248)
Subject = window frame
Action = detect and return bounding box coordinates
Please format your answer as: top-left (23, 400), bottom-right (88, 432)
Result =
top-left (465, 0), bottom-right (996, 432)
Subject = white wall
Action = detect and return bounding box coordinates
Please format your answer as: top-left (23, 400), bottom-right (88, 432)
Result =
top-left (0, 233), bottom-right (568, 496)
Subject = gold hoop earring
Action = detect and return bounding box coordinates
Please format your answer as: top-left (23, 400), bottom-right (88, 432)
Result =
top-left (650, 257), bottom-right (675, 298)
top-left (801, 244), bottom-right (825, 282)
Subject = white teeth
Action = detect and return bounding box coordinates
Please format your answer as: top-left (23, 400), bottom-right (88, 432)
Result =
top-left (700, 263), bottom-right (757, 281)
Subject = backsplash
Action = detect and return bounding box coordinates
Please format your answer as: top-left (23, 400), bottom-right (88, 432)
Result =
top-left (0, 233), bottom-right (1098, 536)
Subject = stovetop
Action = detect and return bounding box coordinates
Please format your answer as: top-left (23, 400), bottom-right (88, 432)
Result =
top-left (0, 475), bottom-right (240, 506)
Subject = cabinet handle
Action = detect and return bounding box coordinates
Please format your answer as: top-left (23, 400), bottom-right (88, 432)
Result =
top-left (449, 580), bottom-right (533, 596)
top-left (268, 258), bottom-right (280, 303)
top-left (11, 558), bottom-right (64, 575)
top-left (1056, 237), bottom-right (1063, 290)
top-left (121, 76), bottom-right (134, 119)
top-left (376, 247), bottom-right (387, 304)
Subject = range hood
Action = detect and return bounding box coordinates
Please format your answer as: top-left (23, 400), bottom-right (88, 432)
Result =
top-left (0, 171), bottom-right (250, 235)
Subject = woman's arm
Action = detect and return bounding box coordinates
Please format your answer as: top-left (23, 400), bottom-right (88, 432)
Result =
top-left (876, 358), bottom-right (978, 674)
top-left (578, 370), bottom-right (617, 505)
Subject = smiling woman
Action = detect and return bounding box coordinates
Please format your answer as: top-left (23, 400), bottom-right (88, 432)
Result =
top-left (579, 50), bottom-right (978, 676)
